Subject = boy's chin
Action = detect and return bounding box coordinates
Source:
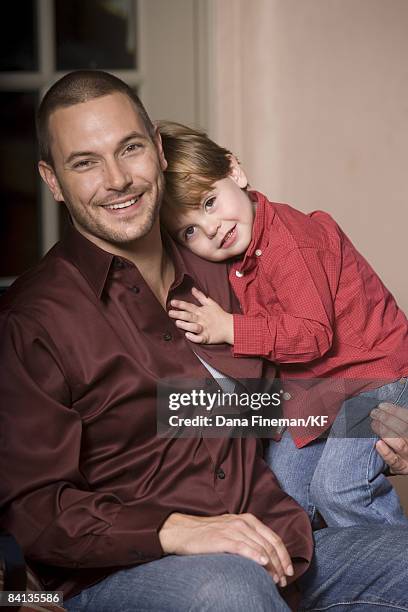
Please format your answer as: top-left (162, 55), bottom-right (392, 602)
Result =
top-left (208, 247), bottom-right (245, 263)
top-left (193, 250), bottom-right (230, 263)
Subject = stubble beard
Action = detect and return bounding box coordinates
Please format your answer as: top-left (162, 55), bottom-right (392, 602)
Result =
top-left (66, 178), bottom-right (165, 247)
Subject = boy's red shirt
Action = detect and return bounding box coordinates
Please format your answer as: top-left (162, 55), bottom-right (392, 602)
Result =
top-left (230, 191), bottom-right (408, 447)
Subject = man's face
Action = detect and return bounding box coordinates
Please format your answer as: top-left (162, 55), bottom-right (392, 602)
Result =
top-left (39, 93), bottom-right (167, 250)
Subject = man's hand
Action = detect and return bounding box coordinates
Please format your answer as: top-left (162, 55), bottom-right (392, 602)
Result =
top-left (371, 402), bottom-right (408, 474)
top-left (168, 287), bottom-right (234, 345)
top-left (159, 512), bottom-right (294, 588)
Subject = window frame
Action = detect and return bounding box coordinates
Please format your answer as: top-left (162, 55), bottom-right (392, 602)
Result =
top-left (0, 0), bottom-right (210, 287)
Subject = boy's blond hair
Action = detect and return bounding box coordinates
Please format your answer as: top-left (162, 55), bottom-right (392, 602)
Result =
top-left (158, 121), bottom-right (233, 217)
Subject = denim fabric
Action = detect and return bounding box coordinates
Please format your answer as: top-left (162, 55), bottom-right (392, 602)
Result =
top-left (267, 378), bottom-right (408, 527)
top-left (64, 528), bottom-right (408, 611)
top-left (300, 526), bottom-right (408, 611)
top-left (64, 553), bottom-right (289, 612)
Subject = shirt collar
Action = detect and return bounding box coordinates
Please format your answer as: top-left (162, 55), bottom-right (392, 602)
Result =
top-left (161, 227), bottom-right (190, 289)
top-left (236, 190), bottom-right (274, 270)
top-left (59, 222), bottom-right (191, 299)
top-left (60, 223), bottom-right (114, 299)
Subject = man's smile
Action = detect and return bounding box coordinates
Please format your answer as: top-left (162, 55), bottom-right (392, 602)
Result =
top-left (100, 193), bottom-right (144, 213)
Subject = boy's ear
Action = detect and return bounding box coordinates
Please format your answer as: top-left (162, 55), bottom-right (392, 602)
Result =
top-left (38, 161), bottom-right (64, 202)
top-left (228, 155), bottom-right (248, 188)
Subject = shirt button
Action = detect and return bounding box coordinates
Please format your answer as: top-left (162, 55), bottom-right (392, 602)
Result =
top-left (163, 332), bottom-right (173, 341)
top-left (133, 551), bottom-right (144, 560)
top-left (255, 249), bottom-right (262, 257)
top-left (235, 270), bottom-right (244, 278)
top-left (216, 468), bottom-right (226, 480)
top-left (113, 258), bottom-right (125, 269)
top-left (130, 286), bottom-right (140, 294)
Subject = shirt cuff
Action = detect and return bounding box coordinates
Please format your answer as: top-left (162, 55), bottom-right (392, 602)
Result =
top-left (102, 504), bottom-right (171, 566)
top-left (233, 314), bottom-right (273, 357)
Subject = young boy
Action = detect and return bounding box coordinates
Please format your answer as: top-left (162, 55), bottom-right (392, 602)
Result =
top-left (159, 121), bottom-right (408, 527)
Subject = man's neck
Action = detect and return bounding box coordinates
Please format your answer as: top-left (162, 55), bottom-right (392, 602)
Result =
top-left (76, 220), bottom-right (175, 308)
top-left (121, 223), bottom-right (175, 308)
top-left (132, 232), bottom-right (175, 308)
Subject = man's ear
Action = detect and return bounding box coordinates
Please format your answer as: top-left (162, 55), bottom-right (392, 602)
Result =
top-left (153, 127), bottom-right (168, 172)
top-left (228, 155), bottom-right (248, 188)
top-left (38, 161), bottom-right (64, 202)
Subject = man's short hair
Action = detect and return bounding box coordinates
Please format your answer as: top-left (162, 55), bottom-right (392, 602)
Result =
top-left (37, 70), bottom-right (155, 165)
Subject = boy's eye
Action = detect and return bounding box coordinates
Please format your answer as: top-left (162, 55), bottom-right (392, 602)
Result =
top-left (184, 226), bottom-right (197, 240)
top-left (204, 197), bottom-right (215, 211)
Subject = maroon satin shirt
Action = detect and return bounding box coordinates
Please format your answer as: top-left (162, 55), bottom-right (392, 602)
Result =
top-left (0, 224), bottom-right (312, 602)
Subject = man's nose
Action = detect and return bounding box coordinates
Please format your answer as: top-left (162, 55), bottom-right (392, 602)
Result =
top-left (104, 159), bottom-right (132, 191)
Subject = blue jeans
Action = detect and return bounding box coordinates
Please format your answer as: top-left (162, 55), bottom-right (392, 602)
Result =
top-left (267, 378), bottom-right (408, 526)
top-left (64, 527), bottom-right (408, 611)
top-left (64, 553), bottom-right (289, 611)
top-left (300, 526), bottom-right (408, 611)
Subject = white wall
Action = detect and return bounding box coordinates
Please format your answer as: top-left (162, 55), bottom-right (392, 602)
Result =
top-left (210, 0), bottom-right (408, 312)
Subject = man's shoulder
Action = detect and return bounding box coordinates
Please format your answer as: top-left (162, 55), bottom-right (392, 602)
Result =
top-left (176, 242), bottom-right (230, 283)
top-left (173, 242), bottom-right (237, 313)
top-left (1, 242), bottom-right (85, 318)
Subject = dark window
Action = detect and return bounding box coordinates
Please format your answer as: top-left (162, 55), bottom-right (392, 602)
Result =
top-left (0, 92), bottom-right (40, 277)
top-left (0, 2), bottom-right (38, 71)
top-left (56, 0), bottom-right (137, 70)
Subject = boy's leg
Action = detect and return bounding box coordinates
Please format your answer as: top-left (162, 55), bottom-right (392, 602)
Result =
top-left (299, 526), bottom-right (408, 611)
top-left (64, 553), bottom-right (289, 612)
top-left (309, 378), bottom-right (408, 526)
top-left (266, 430), bottom-right (326, 520)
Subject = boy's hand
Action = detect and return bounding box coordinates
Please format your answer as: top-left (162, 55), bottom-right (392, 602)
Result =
top-left (169, 287), bottom-right (234, 345)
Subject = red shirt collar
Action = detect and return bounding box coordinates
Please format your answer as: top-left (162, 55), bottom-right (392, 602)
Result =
top-left (233, 190), bottom-right (275, 272)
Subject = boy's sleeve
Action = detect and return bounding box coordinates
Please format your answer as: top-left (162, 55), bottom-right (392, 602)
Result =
top-left (233, 246), bottom-right (339, 363)
top-left (0, 310), bottom-right (169, 568)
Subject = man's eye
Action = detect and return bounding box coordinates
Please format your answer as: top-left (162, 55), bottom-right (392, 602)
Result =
top-left (204, 197), bottom-right (215, 211)
top-left (184, 226), bottom-right (197, 240)
top-left (74, 160), bottom-right (92, 169)
top-left (125, 143), bottom-right (142, 153)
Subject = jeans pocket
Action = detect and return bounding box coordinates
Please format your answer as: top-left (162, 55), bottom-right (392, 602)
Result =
top-left (372, 377), bottom-right (408, 406)
top-left (393, 377), bottom-right (408, 407)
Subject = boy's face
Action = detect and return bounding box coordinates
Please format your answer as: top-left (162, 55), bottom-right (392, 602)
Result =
top-left (166, 171), bottom-right (255, 262)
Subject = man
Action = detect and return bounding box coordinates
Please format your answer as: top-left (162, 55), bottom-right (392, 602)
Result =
top-left (372, 403), bottom-right (408, 474)
top-left (1, 71), bottom-right (408, 612)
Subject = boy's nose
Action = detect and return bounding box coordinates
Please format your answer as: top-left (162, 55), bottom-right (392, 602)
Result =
top-left (204, 219), bottom-right (221, 239)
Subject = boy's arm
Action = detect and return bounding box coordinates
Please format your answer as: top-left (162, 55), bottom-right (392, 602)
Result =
top-left (169, 247), bottom-right (338, 363)
top-left (232, 247), bottom-right (337, 362)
